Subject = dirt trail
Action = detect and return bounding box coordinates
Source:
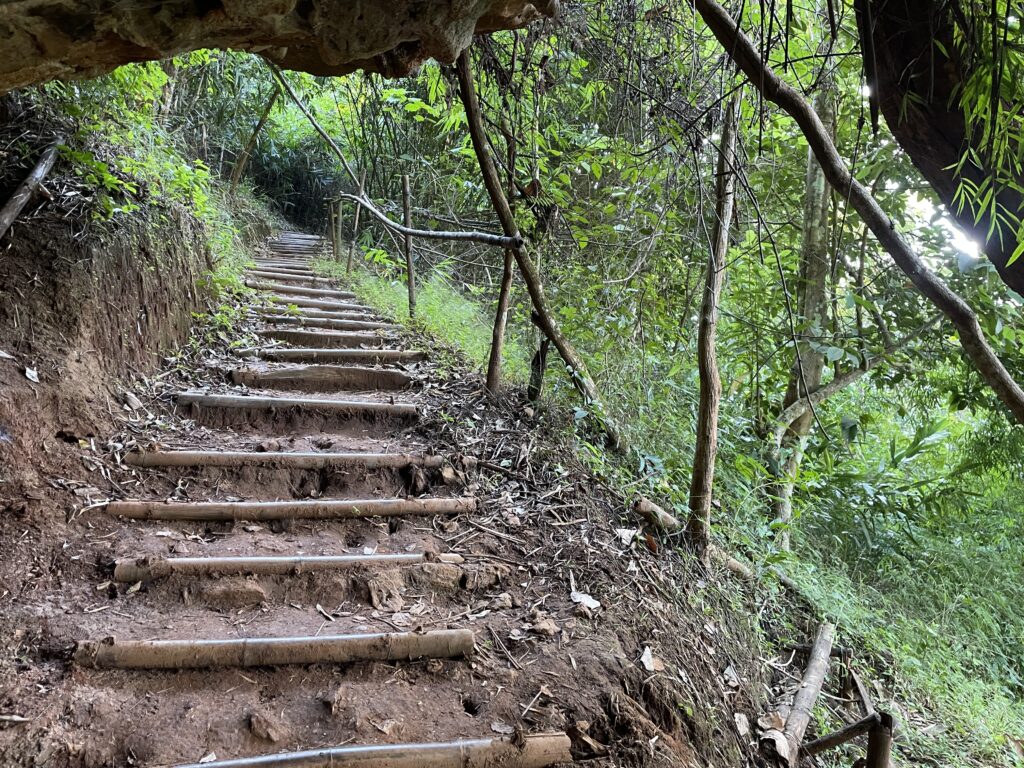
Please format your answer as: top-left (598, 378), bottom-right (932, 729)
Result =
top-left (0, 231), bottom-right (761, 768)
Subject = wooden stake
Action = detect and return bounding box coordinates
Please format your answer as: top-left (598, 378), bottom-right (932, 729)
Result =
top-left (402, 173), bottom-right (417, 318)
top-left (74, 629), bottom-right (475, 669)
top-left (485, 250), bottom-right (514, 395)
top-left (800, 712), bottom-right (880, 757)
top-left (107, 496), bottom-right (475, 521)
top-left (335, 199), bottom-right (344, 262)
top-left (0, 138), bottom-right (62, 242)
top-left (348, 169), bottom-right (366, 274)
top-left (865, 712), bottom-right (894, 768)
top-left (172, 733), bottom-right (572, 768)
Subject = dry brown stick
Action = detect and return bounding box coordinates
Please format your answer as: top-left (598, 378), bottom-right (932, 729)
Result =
top-left (761, 622), bottom-right (835, 765)
top-left (866, 712), bottom-right (894, 768)
top-left (172, 733), bottom-right (573, 768)
top-left (106, 496), bottom-right (475, 521)
top-left (455, 49), bottom-right (624, 451)
top-left (74, 629), bottom-right (475, 669)
top-left (800, 712), bottom-right (880, 757)
top-left (0, 138), bottom-right (61, 241)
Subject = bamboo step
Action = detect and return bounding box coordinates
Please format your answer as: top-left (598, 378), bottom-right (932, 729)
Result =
top-left (247, 269), bottom-right (333, 284)
top-left (234, 348), bottom-right (427, 364)
top-left (247, 282), bottom-right (358, 300)
top-left (175, 391), bottom-right (418, 420)
top-left (74, 629), bottom-right (475, 669)
top-left (124, 450), bottom-right (450, 470)
top-left (171, 734), bottom-right (572, 768)
top-left (254, 261), bottom-right (314, 271)
top-left (267, 295), bottom-right (373, 312)
top-left (106, 496), bottom-right (475, 520)
top-left (259, 314), bottom-right (396, 332)
top-left (113, 552), bottom-right (464, 582)
top-left (257, 306), bottom-right (381, 321)
top-left (229, 364), bottom-right (414, 391)
top-left (258, 329), bottom-right (391, 348)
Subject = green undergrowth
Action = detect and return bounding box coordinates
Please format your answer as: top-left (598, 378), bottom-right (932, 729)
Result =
top-left (314, 256), bottom-right (530, 382)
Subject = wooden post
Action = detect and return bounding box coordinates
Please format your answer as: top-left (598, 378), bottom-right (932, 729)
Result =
top-left (334, 200), bottom-right (344, 262)
top-left (0, 138), bottom-right (62, 242)
top-left (327, 200), bottom-right (337, 260)
top-left (866, 712), bottom-right (894, 768)
top-left (402, 173), bottom-right (416, 318)
top-left (347, 169), bottom-right (367, 274)
top-left (486, 249), bottom-right (514, 393)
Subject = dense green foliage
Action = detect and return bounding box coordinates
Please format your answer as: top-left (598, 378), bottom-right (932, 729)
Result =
top-left (20, 2), bottom-right (1024, 765)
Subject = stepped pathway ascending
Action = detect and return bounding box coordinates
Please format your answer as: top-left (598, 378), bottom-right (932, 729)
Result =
top-left (79, 232), bottom-right (572, 767)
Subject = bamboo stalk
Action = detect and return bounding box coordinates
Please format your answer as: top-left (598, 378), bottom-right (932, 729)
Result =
top-left (247, 270), bottom-right (334, 284)
top-left (172, 733), bottom-right (572, 768)
top-left (266, 295), bottom-right (373, 312)
top-left (0, 138), bottom-right (62, 241)
top-left (106, 496), bottom-right (476, 520)
top-left (235, 348), bottom-right (427, 364)
top-left (800, 712), bottom-right (880, 757)
top-left (123, 450), bottom-right (449, 470)
top-left (175, 391), bottom-right (418, 419)
top-left (113, 552), bottom-right (465, 582)
top-left (255, 307), bottom-right (370, 321)
top-left (258, 329), bottom-right (390, 349)
top-left (74, 629), bottom-right (475, 669)
top-left (402, 173), bottom-right (416, 318)
top-left (258, 315), bottom-right (396, 332)
top-left (228, 365), bottom-right (413, 391)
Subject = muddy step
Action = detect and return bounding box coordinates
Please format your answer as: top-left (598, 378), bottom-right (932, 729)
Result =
top-left (267, 294), bottom-right (374, 313)
top-left (113, 552), bottom-right (464, 582)
top-left (74, 629), bottom-right (474, 669)
top-left (230, 364), bottom-right (413, 391)
top-left (106, 496), bottom-right (475, 521)
top-left (172, 734), bottom-right (572, 768)
top-left (235, 347), bottom-right (426, 364)
top-left (259, 329), bottom-right (392, 349)
top-left (247, 269), bottom-right (334, 284)
top-left (175, 391), bottom-right (418, 421)
top-left (124, 449), bottom-right (450, 470)
top-left (259, 314), bottom-right (396, 332)
top-left (247, 282), bottom-right (358, 300)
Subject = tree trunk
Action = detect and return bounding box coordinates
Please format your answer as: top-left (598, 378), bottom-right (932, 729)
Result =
top-left (486, 249), bottom-right (515, 394)
top-left (348, 169), bottom-right (366, 273)
top-left (0, 138), bottom-right (62, 242)
top-left (686, 89), bottom-right (741, 559)
top-left (770, 69), bottom-right (836, 549)
top-left (456, 49), bottom-right (625, 451)
top-left (229, 88), bottom-right (278, 195)
top-left (691, 0), bottom-right (1024, 426)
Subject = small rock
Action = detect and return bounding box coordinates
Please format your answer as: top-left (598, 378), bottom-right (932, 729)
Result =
top-left (372, 718), bottom-right (401, 736)
top-left (530, 618), bottom-right (560, 636)
top-left (410, 563), bottom-right (463, 593)
top-left (202, 579), bottom-right (266, 608)
top-left (249, 711), bottom-right (284, 743)
top-left (734, 712), bottom-right (750, 738)
top-left (489, 592), bottom-right (514, 610)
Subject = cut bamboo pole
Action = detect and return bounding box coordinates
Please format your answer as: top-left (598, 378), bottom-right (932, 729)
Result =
top-left (0, 138), bottom-right (62, 242)
top-left (258, 315), bottom-right (396, 332)
top-left (256, 307), bottom-right (373, 321)
top-left (258, 329), bottom-right (390, 349)
top-left (74, 629), bottom-right (475, 669)
top-left (124, 450), bottom-right (449, 470)
top-left (247, 270), bottom-right (333, 284)
top-left (403, 173), bottom-right (416, 319)
top-left (113, 552), bottom-right (465, 582)
top-left (267, 295), bottom-right (373, 312)
top-left (106, 496), bottom-right (477, 521)
top-left (866, 712), bottom-right (894, 768)
top-left (246, 282), bottom-right (358, 300)
top-left (229, 365), bottom-right (413, 391)
top-left (234, 348), bottom-right (427, 364)
top-left (800, 712), bottom-right (880, 757)
top-left (175, 391), bottom-right (418, 420)
top-left (761, 622), bottom-right (835, 765)
top-left (172, 733), bottom-right (572, 768)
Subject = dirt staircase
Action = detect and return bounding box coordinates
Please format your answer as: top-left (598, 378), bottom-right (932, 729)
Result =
top-left (76, 232), bottom-right (574, 767)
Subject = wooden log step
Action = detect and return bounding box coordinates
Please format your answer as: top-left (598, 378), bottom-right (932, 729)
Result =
top-left (247, 270), bottom-right (333, 284)
top-left (247, 282), bottom-right (358, 300)
top-left (259, 329), bottom-right (390, 349)
top-left (113, 552), bottom-right (465, 582)
top-left (124, 450), bottom-right (450, 470)
top-left (74, 629), bottom-right (475, 669)
top-left (267, 295), bottom-right (373, 312)
top-left (258, 307), bottom-right (380, 321)
top-left (235, 348), bottom-right (427, 364)
top-left (230, 364), bottom-right (413, 391)
top-left (259, 315), bottom-right (395, 332)
top-left (106, 496), bottom-right (476, 521)
top-left (251, 264), bottom-right (316, 275)
top-left (171, 734), bottom-right (573, 768)
top-left (175, 391), bottom-right (418, 420)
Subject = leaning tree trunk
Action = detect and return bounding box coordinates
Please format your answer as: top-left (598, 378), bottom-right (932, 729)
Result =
top-left (687, 89), bottom-right (741, 560)
top-left (229, 88), bottom-right (279, 195)
top-left (770, 69), bottom-right (836, 549)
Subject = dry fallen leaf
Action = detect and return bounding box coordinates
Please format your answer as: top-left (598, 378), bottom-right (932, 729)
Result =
top-left (24, 367), bottom-right (39, 383)
top-left (639, 646), bottom-right (665, 672)
top-left (570, 591), bottom-right (601, 611)
top-left (734, 712), bottom-right (751, 737)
